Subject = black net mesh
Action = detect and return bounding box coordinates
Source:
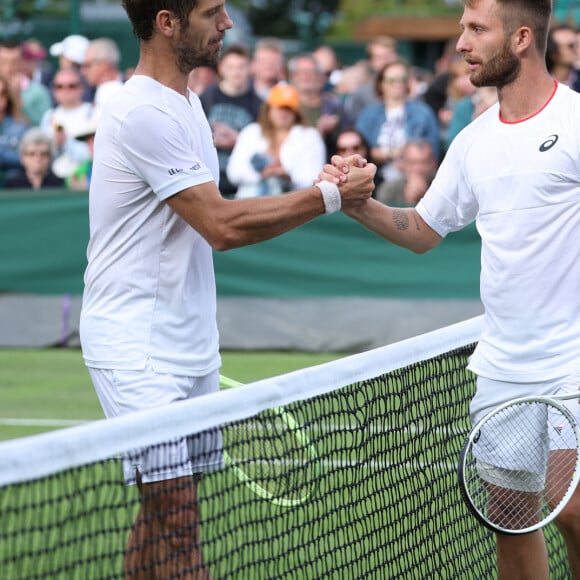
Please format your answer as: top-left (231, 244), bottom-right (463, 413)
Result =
top-left (0, 344), bottom-right (571, 579)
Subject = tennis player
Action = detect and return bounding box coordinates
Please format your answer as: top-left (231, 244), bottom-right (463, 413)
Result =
top-left (79, 1), bottom-right (375, 578)
top-left (322, 0), bottom-right (580, 578)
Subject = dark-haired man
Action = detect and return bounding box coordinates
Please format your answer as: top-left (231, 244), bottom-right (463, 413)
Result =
top-left (80, 1), bottom-right (375, 577)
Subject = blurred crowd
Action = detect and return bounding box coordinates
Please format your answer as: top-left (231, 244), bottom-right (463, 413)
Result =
top-left (1, 23), bottom-right (580, 203)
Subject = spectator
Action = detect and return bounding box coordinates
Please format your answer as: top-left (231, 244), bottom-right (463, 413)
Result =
top-left (20, 39), bottom-right (53, 88)
top-left (0, 39), bottom-right (52, 126)
top-left (437, 54), bottom-right (477, 155)
top-left (312, 44), bottom-right (342, 92)
top-left (50, 35), bottom-right (90, 71)
top-left (200, 44), bottom-right (263, 199)
top-left (67, 117), bottom-right (98, 191)
top-left (546, 23), bottom-right (580, 91)
top-left (422, 36), bottom-right (461, 119)
top-left (332, 128), bottom-right (380, 190)
top-left (374, 138), bottom-right (438, 206)
top-left (334, 128), bottom-right (370, 159)
top-left (446, 86), bottom-right (497, 150)
top-left (287, 52), bottom-right (353, 159)
top-left (355, 59), bottom-right (440, 186)
top-left (187, 65), bottom-right (217, 95)
top-left (81, 38), bottom-right (124, 114)
top-left (40, 67), bottom-right (94, 179)
top-left (5, 127), bottom-right (64, 190)
top-left (345, 35), bottom-right (399, 120)
top-left (227, 82), bottom-right (326, 198)
top-left (0, 75), bottom-right (29, 185)
top-left (49, 34), bottom-right (93, 103)
top-left (250, 38), bottom-right (286, 100)
top-left (334, 60), bottom-right (373, 105)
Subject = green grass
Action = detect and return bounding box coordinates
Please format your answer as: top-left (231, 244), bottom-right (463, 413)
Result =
top-left (0, 348), bottom-right (346, 441)
top-left (0, 349), bottom-right (571, 579)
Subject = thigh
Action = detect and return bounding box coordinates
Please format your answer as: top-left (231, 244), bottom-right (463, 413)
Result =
top-left (88, 365), bottom-right (222, 484)
top-left (88, 363), bottom-right (219, 417)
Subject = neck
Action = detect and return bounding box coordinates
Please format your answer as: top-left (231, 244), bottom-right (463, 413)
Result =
top-left (497, 70), bottom-right (556, 122)
top-left (134, 43), bottom-right (189, 97)
top-left (219, 79), bottom-right (248, 97)
top-left (26, 172), bottom-right (43, 189)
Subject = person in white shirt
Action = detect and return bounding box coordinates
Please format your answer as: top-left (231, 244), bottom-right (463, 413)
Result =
top-left (80, 38), bottom-right (124, 114)
top-left (40, 67), bottom-right (94, 178)
top-left (226, 82), bottom-right (326, 198)
top-left (323, 0), bottom-right (580, 578)
top-left (80, 1), bottom-right (375, 577)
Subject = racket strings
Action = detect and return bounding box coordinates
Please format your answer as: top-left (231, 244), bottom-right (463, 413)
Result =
top-left (223, 409), bottom-right (317, 505)
top-left (463, 399), bottom-right (579, 533)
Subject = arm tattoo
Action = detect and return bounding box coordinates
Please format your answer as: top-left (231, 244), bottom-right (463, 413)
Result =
top-left (392, 209), bottom-right (409, 231)
top-left (412, 213), bottom-right (421, 231)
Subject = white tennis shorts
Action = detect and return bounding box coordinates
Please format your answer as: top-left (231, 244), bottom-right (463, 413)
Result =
top-left (470, 372), bottom-right (580, 492)
top-left (88, 362), bottom-right (223, 485)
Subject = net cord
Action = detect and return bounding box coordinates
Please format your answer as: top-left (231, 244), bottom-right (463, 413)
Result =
top-left (0, 315), bottom-right (483, 487)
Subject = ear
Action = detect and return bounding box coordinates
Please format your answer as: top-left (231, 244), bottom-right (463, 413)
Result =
top-left (156, 9), bottom-right (178, 37)
top-left (513, 26), bottom-right (533, 54)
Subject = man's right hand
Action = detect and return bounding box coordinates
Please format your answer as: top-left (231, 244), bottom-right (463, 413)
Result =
top-left (338, 162), bottom-right (376, 207)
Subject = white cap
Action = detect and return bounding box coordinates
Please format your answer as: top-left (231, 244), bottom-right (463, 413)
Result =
top-left (74, 120), bottom-right (98, 141)
top-left (49, 35), bottom-right (90, 65)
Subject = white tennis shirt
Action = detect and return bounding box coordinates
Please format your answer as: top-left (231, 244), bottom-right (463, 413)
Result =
top-left (417, 82), bottom-right (580, 382)
top-left (80, 75), bottom-right (221, 375)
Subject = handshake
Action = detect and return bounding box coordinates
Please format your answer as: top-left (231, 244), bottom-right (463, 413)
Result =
top-left (316, 153), bottom-right (377, 211)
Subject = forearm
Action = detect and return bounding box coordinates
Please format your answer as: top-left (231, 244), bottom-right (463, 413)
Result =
top-left (344, 199), bottom-right (442, 254)
top-left (212, 187), bottom-right (325, 250)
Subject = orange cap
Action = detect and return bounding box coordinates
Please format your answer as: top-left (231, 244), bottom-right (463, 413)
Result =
top-left (267, 83), bottom-right (300, 112)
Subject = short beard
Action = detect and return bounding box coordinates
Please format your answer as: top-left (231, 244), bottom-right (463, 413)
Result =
top-left (175, 42), bottom-right (220, 75)
top-left (470, 39), bottom-right (520, 88)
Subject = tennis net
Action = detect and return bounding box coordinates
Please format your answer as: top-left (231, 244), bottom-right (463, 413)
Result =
top-left (0, 316), bottom-right (570, 579)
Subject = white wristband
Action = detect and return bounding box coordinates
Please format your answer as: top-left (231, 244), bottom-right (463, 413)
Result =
top-left (315, 181), bottom-right (341, 214)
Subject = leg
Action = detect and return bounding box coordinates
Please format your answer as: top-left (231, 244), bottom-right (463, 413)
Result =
top-left (486, 484), bottom-right (549, 580)
top-left (547, 446), bottom-right (580, 578)
top-left (124, 474), bottom-right (212, 580)
top-left (554, 483), bottom-right (580, 578)
top-left (496, 531), bottom-right (549, 580)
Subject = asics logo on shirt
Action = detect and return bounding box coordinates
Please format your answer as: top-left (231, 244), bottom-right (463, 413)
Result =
top-left (539, 134), bottom-right (559, 152)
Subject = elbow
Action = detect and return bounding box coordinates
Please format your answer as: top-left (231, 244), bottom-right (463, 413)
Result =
top-left (412, 242), bottom-right (435, 255)
top-left (411, 234), bottom-right (441, 255)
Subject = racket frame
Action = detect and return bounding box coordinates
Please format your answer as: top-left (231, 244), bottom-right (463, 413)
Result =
top-left (458, 392), bottom-right (580, 535)
top-left (219, 374), bottom-right (319, 507)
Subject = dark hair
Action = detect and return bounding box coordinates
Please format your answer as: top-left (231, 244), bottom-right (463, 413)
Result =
top-left (546, 23), bottom-right (577, 71)
top-left (0, 75), bottom-right (21, 118)
top-left (334, 128), bottom-right (370, 155)
top-left (121, 0), bottom-right (198, 41)
top-left (462, 0), bottom-right (552, 54)
top-left (220, 43), bottom-right (251, 61)
top-left (375, 58), bottom-right (410, 98)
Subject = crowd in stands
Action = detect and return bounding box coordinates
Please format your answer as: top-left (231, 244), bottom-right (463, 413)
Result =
top-left (1, 23), bottom-right (580, 203)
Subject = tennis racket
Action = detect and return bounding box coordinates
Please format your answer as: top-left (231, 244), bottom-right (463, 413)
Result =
top-left (458, 392), bottom-right (580, 535)
top-left (219, 374), bottom-right (320, 507)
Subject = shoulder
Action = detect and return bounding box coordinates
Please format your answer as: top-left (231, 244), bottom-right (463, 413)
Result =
top-left (358, 102), bottom-right (384, 120)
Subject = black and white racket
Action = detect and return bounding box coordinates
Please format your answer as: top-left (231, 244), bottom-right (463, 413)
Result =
top-left (458, 392), bottom-right (580, 534)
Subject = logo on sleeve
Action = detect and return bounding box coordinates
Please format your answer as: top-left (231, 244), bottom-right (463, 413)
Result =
top-left (539, 134), bottom-right (559, 152)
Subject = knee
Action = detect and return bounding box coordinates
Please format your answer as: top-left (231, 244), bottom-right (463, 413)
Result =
top-left (162, 507), bottom-right (200, 551)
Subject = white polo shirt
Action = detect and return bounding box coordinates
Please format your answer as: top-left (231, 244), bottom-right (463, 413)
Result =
top-left (80, 75), bottom-right (221, 375)
top-left (417, 82), bottom-right (580, 382)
